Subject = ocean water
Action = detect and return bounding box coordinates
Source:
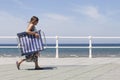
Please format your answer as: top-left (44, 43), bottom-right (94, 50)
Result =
top-left (0, 44), bottom-right (120, 58)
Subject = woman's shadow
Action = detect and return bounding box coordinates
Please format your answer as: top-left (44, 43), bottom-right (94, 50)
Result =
top-left (27, 66), bottom-right (57, 70)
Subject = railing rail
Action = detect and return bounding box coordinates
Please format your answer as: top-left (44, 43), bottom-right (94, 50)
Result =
top-left (1, 36), bottom-right (120, 58)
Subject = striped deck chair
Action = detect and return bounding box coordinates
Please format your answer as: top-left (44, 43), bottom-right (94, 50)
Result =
top-left (17, 30), bottom-right (45, 56)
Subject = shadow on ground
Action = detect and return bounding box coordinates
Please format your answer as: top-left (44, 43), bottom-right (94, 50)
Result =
top-left (26, 66), bottom-right (57, 70)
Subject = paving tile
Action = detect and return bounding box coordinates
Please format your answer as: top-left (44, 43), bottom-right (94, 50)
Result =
top-left (0, 58), bottom-right (120, 80)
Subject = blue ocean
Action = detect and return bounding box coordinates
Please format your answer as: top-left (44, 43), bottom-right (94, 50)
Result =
top-left (0, 44), bottom-right (120, 58)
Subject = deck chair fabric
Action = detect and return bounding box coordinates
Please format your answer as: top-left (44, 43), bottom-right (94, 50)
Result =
top-left (17, 30), bottom-right (44, 56)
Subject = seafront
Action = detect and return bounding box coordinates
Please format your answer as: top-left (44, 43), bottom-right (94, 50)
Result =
top-left (0, 57), bottom-right (120, 80)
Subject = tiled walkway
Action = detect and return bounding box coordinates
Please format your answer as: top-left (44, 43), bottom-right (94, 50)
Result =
top-left (0, 58), bottom-right (120, 80)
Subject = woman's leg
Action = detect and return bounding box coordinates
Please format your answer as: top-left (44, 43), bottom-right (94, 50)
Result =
top-left (16, 59), bottom-right (26, 70)
top-left (35, 60), bottom-right (40, 68)
top-left (34, 53), bottom-right (40, 69)
top-left (19, 59), bottom-right (26, 65)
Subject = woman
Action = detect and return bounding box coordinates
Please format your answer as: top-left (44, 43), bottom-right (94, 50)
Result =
top-left (16, 16), bottom-right (40, 70)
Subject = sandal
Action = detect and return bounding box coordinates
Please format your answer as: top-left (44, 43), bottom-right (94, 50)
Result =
top-left (16, 61), bottom-right (20, 70)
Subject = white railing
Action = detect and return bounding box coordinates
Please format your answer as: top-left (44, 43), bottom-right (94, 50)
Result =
top-left (1, 36), bottom-right (120, 58)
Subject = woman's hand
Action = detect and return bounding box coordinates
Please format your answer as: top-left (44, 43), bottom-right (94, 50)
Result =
top-left (35, 33), bottom-right (39, 38)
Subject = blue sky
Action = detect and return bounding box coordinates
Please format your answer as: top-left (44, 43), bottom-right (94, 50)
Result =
top-left (0, 0), bottom-right (120, 36)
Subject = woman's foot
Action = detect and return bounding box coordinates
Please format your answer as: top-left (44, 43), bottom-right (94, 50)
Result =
top-left (35, 66), bottom-right (41, 70)
top-left (16, 61), bottom-right (20, 70)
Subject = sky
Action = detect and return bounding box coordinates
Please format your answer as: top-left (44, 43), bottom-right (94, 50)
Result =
top-left (0, 0), bottom-right (120, 37)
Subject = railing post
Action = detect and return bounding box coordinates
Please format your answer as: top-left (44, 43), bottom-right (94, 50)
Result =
top-left (89, 36), bottom-right (92, 58)
top-left (56, 36), bottom-right (59, 58)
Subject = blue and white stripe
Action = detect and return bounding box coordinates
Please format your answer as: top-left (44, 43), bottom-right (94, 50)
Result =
top-left (17, 30), bottom-right (44, 55)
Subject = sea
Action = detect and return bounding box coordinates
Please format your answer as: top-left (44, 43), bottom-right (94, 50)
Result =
top-left (1, 43), bottom-right (120, 58)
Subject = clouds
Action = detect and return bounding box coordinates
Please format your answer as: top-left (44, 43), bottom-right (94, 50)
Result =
top-left (73, 5), bottom-right (120, 23)
top-left (0, 0), bottom-right (120, 37)
top-left (0, 11), bottom-right (26, 36)
top-left (43, 13), bottom-right (70, 22)
top-left (39, 4), bottom-right (120, 36)
top-left (42, 6), bottom-right (105, 22)
top-left (11, 0), bottom-right (33, 10)
top-left (40, 13), bottom-right (75, 36)
top-left (80, 6), bottom-right (102, 19)
top-left (74, 5), bottom-right (106, 22)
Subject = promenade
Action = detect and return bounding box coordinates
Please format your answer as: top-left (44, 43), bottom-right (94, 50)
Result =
top-left (0, 58), bottom-right (120, 80)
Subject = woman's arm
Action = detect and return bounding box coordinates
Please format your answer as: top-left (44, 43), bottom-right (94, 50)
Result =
top-left (26, 23), bottom-right (39, 38)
